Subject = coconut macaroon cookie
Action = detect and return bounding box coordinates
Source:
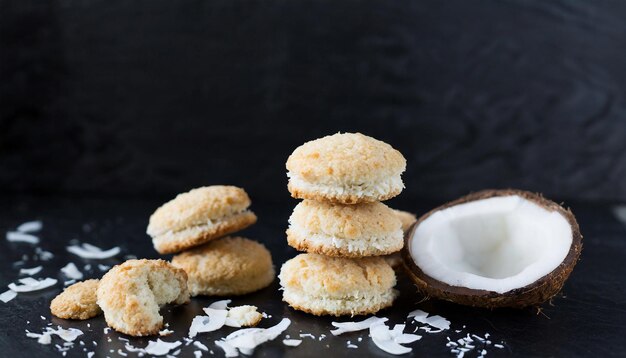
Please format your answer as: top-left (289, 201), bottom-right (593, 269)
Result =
top-left (97, 259), bottom-right (190, 336)
top-left (287, 199), bottom-right (403, 257)
top-left (394, 209), bottom-right (417, 232)
top-left (286, 133), bottom-right (406, 204)
top-left (148, 186), bottom-right (257, 254)
top-left (50, 279), bottom-right (101, 320)
top-left (384, 210), bottom-right (418, 268)
top-left (279, 254), bottom-right (397, 316)
top-left (171, 236), bottom-right (275, 297)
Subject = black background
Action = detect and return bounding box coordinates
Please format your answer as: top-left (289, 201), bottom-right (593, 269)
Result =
top-left (2, 0), bottom-right (626, 206)
top-left (2, 1), bottom-right (626, 357)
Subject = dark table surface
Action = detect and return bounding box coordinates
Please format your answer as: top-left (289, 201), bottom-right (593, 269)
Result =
top-left (0, 195), bottom-right (625, 358)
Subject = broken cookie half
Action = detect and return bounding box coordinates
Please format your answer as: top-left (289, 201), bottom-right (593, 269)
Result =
top-left (97, 259), bottom-right (190, 336)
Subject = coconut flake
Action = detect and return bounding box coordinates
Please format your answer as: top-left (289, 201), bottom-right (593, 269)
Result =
top-left (193, 351), bottom-right (202, 358)
top-left (330, 316), bottom-right (388, 335)
top-left (67, 243), bottom-right (120, 259)
top-left (20, 266), bottom-right (43, 276)
top-left (8, 277), bottom-right (57, 292)
top-left (217, 318), bottom-right (291, 356)
top-left (0, 289), bottom-right (17, 303)
top-left (215, 340), bottom-right (238, 357)
top-left (54, 327), bottom-right (84, 342)
top-left (188, 308), bottom-right (228, 338)
top-left (193, 341), bottom-right (209, 351)
top-left (369, 322), bottom-right (420, 355)
top-left (61, 263), bottom-right (84, 280)
top-left (36, 248), bottom-right (54, 261)
top-left (6, 231), bottom-right (39, 244)
top-left (27, 327), bottom-right (83, 344)
top-left (159, 329), bottom-right (174, 336)
top-left (27, 331), bottom-right (52, 345)
top-left (125, 343), bottom-right (145, 353)
top-left (144, 339), bottom-right (182, 356)
top-left (17, 220), bottom-right (42, 233)
top-left (282, 339), bottom-right (302, 346)
top-left (208, 299), bottom-right (231, 310)
top-left (408, 309), bottom-right (450, 332)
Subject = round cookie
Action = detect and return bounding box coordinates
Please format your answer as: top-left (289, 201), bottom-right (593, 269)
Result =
top-left (384, 210), bottom-right (418, 268)
top-left (97, 259), bottom-right (189, 336)
top-left (171, 236), bottom-right (275, 297)
top-left (50, 279), bottom-right (101, 320)
top-left (279, 253), bottom-right (398, 316)
top-left (147, 186), bottom-right (257, 254)
top-left (287, 200), bottom-right (403, 257)
top-left (393, 209), bottom-right (417, 232)
top-left (286, 133), bottom-right (406, 204)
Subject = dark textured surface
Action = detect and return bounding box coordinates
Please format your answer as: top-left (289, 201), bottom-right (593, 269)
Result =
top-left (2, 1), bottom-right (626, 202)
top-left (1, 196), bottom-right (625, 357)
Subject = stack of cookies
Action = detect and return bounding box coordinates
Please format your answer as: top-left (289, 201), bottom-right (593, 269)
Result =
top-left (147, 185), bottom-right (275, 297)
top-left (279, 133), bottom-right (408, 316)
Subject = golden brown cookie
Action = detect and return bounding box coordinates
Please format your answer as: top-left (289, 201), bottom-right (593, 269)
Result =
top-left (286, 133), bottom-right (406, 204)
top-left (384, 210), bottom-right (417, 267)
top-left (171, 236), bottom-right (274, 297)
top-left (147, 186), bottom-right (257, 254)
top-left (279, 254), bottom-right (397, 316)
top-left (50, 279), bottom-right (101, 320)
top-left (287, 200), bottom-right (403, 257)
top-left (96, 259), bottom-right (189, 336)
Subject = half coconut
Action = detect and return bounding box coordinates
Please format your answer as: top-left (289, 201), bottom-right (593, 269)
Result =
top-left (402, 189), bottom-right (582, 308)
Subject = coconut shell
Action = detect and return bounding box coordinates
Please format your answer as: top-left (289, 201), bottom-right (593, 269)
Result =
top-left (401, 189), bottom-right (583, 308)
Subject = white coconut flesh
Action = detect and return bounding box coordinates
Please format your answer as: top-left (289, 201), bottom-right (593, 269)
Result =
top-left (409, 195), bottom-right (573, 294)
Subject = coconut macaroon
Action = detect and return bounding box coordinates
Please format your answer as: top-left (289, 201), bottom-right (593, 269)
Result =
top-left (287, 200), bottom-right (403, 257)
top-left (97, 259), bottom-right (190, 336)
top-left (147, 186), bottom-right (257, 254)
top-left (286, 133), bottom-right (406, 204)
top-left (384, 210), bottom-right (417, 268)
top-left (279, 253), bottom-right (398, 316)
top-left (171, 236), bottom-right (275, 297)
top-left (50, 279), bottom-right (101, 320)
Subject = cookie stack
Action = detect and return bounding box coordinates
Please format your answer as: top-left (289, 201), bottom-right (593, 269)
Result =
top-left (279, 133), bottom-right (407, 316)
top-left (147, 186), bottom-right (275, 297)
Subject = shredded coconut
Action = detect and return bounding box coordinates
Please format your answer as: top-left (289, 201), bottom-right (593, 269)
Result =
top-left (19, 266), bottom-right (43, 276)
top-left (61, 263), bottom-right (84, 280)
top-left (8, 277), bottom-right (57, 292)
top-left (6, 231), bottom-right (39, 244)
top-left (67, 243), bottom-right (120, 259)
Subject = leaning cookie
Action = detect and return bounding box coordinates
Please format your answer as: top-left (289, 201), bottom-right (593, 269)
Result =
top-left (97, 259), bottom-right (189, 336)
top-left (286, 133), bottom-right (406, 204)
top-left (287, 200), bottom-right (403, 257)
top-left (50, 279), bottom-right (101, 320)
top-left (279, 254), bottom-right (398, 316)
top-left (171, 236), bottom-right (275, 297)
top-left (384, 209), bottom-right (418, 268)
top-left (147, 186), bottom-right (257, 254)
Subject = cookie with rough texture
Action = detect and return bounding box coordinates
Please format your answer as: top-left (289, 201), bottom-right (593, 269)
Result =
top-left (96, 259), bottom-right (189, 336)
top-left (226, 305), bottom-right (263, 327)
top-left (287, 200), bottom-right (403, 257)
top-left (393, 209), bottom-right (417, 232)
top-left (50, 279), bottom-right (101, 320)
top-left (384, 209), bottom-right (418, 267)
top-left (286, 132), bottom-right (406, 204)
top-left (279, 253), bottom-right (398, 316)
top-left (147, 186), bottom-right (257, 254)
top-left (171, 236), bottom-right (274, 297)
